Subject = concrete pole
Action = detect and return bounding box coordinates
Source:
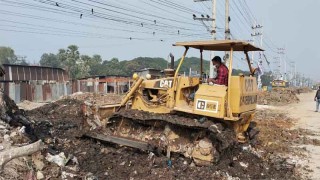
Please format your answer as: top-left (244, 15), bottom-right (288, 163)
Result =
top-left (224, 0), bottom-right (231, 67)
top-left (225, 0), bottom-right (230, 40)
top-left (251, 23), bottom-right (256, 63)
top-left (209, 0), bottom-right (217, 78)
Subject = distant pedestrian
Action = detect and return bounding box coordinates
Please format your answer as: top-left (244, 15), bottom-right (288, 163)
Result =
top-left (315, 86), bottom-right (320, 112)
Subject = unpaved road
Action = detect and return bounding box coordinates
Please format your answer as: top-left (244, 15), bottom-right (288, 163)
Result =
top-left (282, 92), bottom-right (320, 179)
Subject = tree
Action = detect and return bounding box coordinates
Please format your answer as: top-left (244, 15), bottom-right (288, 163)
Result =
top-left (57, 45), bottom-right (89, 79)
top-left (261, 72), bottom-right (273, 86)
top-left (39, 53), bottom-right (61, 68)
top-left (88, 54), bottom-right (102, 76)
top-left (16, 56), bottom-right (29, 65)
top-left (0, 47), bottom-right (18, 64)
top-left (102, 58), bottom-right (123, 75)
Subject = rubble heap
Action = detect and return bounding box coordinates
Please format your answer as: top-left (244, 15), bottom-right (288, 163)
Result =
top-left (0, 92), bottom-right (307, 179)
top-left (62, 92), bottom-right (123, 105)
top-left (258, 88), bottom-right (300, 105)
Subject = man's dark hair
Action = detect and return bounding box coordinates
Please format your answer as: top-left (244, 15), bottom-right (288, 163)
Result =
top-left (212, 56), bottom-right (222, 63)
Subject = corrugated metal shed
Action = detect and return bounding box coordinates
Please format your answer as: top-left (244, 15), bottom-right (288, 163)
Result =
top-left (0, 64), bottom-right (68, 82)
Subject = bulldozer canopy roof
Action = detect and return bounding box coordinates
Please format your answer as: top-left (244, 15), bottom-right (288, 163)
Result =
top-left (174, 40), bottom-right (263, 51)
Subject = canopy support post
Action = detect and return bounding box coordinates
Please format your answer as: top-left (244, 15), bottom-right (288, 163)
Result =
top-left (200, 48), bottom-right (203, 81)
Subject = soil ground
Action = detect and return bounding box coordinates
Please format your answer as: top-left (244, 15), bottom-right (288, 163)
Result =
top-left (281, 91), bottom-right (320, 179)
top-left (1, 91), bottom-right (316, 179)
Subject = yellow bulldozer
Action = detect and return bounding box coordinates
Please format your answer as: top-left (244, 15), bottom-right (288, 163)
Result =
top-left (271, 79), bottom-right (289, 90)
top-left (85, 40), bottom-right (263, 165)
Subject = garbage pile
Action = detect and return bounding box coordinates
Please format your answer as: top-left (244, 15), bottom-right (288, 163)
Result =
top-left (61, 92), bottom-right (123, 105)
top-left (0, 91), bottom-right (40, 179)
top-left (0, 92), bottom-right (306, 179)
top-left (17, 100), bottom-right (47, 111)
top-left (258, 88), bottom-right (300, 105)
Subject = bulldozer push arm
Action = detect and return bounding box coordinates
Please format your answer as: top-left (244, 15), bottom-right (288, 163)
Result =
top-left (117, 77), bottom-right (144, 111)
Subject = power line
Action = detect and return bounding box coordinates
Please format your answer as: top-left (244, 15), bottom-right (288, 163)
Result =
top-left (40, 0), bottom-right (205, 33)
top-left (147, 0), bottom-right (200, 14)
top-left (0, 8), bottom-right (210, 39)
top-left (138, 0), bottom-right (195, 22)
top-left (160, 0), bottom-right (203, 14)
top-left (241, 0), bottom-right (257, 23)
top-left (81, 0), bottom-right (201, 25)
top-left (3, 0), bottom-right (205, 36)
top-left (82, 0), bottom-right (202, 26)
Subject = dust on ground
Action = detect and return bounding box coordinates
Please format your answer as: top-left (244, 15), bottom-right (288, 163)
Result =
top-left (0, 92), bottom-right (315, 179)
top-left (17, 100), bottom-right (47, 111)
top-left (280, 92), bottom-right (320, 179)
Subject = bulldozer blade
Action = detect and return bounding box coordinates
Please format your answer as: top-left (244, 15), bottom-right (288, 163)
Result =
top-left (85, 132), bottom-right (157, 152)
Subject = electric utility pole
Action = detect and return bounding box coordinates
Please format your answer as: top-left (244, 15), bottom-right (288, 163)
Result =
top-left (273, 57), bottom-right (281, 80)
top-left (251, 24), bottom-right (263, 89)
top-left (251, 24), bottom-right (263, 62)
top-left (224, 0), bottom-right (231, 66)
top-left (225, 0), bottom-right (230, 40)
top-left (193, 0), bottom-right (216, 78)
top-left (289, 61), bottom-right (296, 87)
top-left (277, 48), bottom-right (286, 80)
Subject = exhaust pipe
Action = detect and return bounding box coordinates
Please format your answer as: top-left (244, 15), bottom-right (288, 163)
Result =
top-left (169, 53), bottom-right (174, 69)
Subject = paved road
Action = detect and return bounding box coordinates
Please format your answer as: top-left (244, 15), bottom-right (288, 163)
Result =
top-left (283, 92), bottom-right (320, 179)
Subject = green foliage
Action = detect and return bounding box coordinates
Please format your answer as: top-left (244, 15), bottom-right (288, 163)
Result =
top-left (0, 47), bottom-right (18, 64)
top-left (0, 47), bottom-right (30, 65)
top-left (175, 57), bottom-right (210, 74)
top-left (261, 72), bottom-right (274, 86)
top-left (40, 45), bottom-right (90, 79)
top-left (99, 57), bottom-right (167, 76)
top-left (37, 45), bottom-right (275, 86)
top-left (40, 53), bottom-right (61, 68)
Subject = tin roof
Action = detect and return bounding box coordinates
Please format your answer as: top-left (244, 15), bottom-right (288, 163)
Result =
top-left (174, 40), bottom-right (263, 51)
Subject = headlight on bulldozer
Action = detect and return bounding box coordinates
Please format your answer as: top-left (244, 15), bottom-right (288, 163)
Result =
top-left (132, 73), bottom-right (139, 80)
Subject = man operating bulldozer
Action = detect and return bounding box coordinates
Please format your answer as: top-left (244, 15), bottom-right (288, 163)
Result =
top-left (208, 56), bottom-right (229, 86)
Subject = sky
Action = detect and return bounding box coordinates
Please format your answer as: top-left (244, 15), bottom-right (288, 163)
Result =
top-left (0, 0), bottom-right (319, 81)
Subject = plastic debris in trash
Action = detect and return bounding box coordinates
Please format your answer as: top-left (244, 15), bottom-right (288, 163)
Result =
top-left (19, 126), bottom-right (26, 134)
top-left (197, 117), bottom-right (207, 124)
top-left (148, 152), bottom-right (155, 160)
top-left (46, 152), bottom-right (70, 167)
top-left (85, 172), bottom-right (99, 180)
top-left (239, 162), bottom-right (249, 168)
top-left (167, 159), bottom-right (172, 168)
top-left (62, 172), bottom-right (78, 180)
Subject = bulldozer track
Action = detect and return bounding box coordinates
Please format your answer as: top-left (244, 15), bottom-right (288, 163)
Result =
top-left (84, 109), bottom-right (239, 165)
top-left (111, 109), bottom-right (219, 131)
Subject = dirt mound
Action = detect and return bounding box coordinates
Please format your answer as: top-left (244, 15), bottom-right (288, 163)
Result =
top-left (0, 93), bottom-right (303, 179)
top-left (27, 108), bottom-right (299, 180)
top-left (27, 99), bottom-right (86, 140)
top-left (295, 87), bottom-right (313, 94)
top-left (254, 109), bottom-right (320, 155)
top-left (62, 92), bottom-right (123, 105)
top-left (27, 99), bottom-right (83, 120)
top-left (258, 89), bottom-right (300, 105)
top-left (17, 100), bottom-right (47, 111)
